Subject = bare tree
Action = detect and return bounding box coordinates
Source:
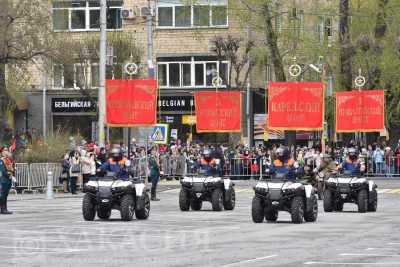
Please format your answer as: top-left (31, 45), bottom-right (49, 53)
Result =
top-left (211, 35), bottom-right (255, 89)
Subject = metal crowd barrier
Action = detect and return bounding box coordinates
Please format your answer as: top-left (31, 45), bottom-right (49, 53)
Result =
top-left (183, 157), bottom-right (267, 180)
top-left (14, 163), bottom-right (63, 193)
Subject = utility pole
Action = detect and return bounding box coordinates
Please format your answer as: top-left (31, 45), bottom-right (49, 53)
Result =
top-left (98, 0), bottom-right (107, 147)
top-left (246, 25), bottom-right (252, 147)
top-left (146, 5), bottom-right (154, 79)
top-left (42, 71), bottom-right (47, 143)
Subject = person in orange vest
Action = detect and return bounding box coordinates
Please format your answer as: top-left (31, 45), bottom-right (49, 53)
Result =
top-left (270, 146), bottom-right (297, 181)
top-left (99, 147), bottom-right (129, 179)
top-left (197, 149), bottom-right (219, 176)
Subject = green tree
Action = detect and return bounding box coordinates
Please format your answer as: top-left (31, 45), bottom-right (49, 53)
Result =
top-left (0, 0), bottom-right (53, 141)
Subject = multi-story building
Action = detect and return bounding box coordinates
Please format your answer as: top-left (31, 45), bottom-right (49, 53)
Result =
top-left (15, 0), bottom-right (336, 144)
top-left (22, 0), bottom-right (248, 144)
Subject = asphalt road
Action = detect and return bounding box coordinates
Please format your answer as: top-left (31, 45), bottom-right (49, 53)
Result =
top-left (2, 179), bottom-right (400, 267)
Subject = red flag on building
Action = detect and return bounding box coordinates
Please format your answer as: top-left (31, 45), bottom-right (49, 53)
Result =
top-left (336, 90), bottom-right (385, 132)
top-left (195, 91), bottom-right (241, 132)
top-left (267, 82), bottom-right (324, 130)
top-left (106, 79), bottom-right (157, 126)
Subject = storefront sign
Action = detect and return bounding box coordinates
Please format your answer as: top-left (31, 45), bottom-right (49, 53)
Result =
top-left (51, 98), bottom-right (97, 113)
top-left (267, 82), bottom-right (324, 130)
top-left (182, 115), bottom-right (196, 125)
top-left (106, 79), bottom-right (157, 126)
top-left (195, 91), bottom-right (241, 132)
top-left (171, 129), bottom-right (178, 140)
top-left (336, 90), bottom-right (385, 132)
top-left (158, 96), bottom-right (195, 112)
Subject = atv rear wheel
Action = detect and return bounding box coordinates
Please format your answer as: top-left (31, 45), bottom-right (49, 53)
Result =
top-left (251, 196), bottom-right (264, 223)
top-left (120, 194), bottom-right (135, 221)
top-left (190, 199), bottom-right (202, 211)
top-left (223, 188), bottom-right (236, 210)
top-left (264, 208), bottom-right (278, 222)
top-left (317, 181), bottom-right (324, 200)
top-left (82, 193), bottom-right (95, 221)
top-left (368, 189), bottom-right (378, 212)
top-left (135, 193), bottom-right (150, 220)
top-left (179, 188), bottom-right (190, 211)
top-left (323, 189), bottom-right (334, 212)
top-left (97, 208), bottom-right (111, 220)
top-left (304, 194), bottom-right (318, 222)
top-left (211, 188), bottom-right (224, 211)
top-left (358, 189), bottom-right (368, 213)
top-left (334, 201), bottom-right (344, 211)
top-left (291, 196), bottom-right (305, 224)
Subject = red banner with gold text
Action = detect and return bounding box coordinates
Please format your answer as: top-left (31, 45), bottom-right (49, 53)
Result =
top-left (267, 82), bottom-right (324, 130)
top-left (106, 79), bottom-right (157, 126)
top-left (336, 90), bottom-right (385, 132)
top-left (195, 91), bottom-right (241, 132)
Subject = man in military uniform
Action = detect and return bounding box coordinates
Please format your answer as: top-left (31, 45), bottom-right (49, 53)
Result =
top-left (148, 147), bottom-right (160, 201)
top-left (0, 151), bottom-right (13, 214)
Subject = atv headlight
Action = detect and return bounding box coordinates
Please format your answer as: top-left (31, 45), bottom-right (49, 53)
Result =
top-left (112, 186), bottom-right (125, 192)
top-left (255, 186), bottom-right (268, 194)
top-left (84, 185), bottom-right (97, 192)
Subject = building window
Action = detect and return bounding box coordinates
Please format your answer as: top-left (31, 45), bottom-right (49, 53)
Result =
top-left (53, 63), bottom-right (99, 89)
top-left (316, 16), bottom-right (333, 45)
top-left (157, 57), bottom-right (229, 88)
top-left (158, 6), bottom-right (173, 26)
top-left (156, 0), bottom-right (228, 28)
top-left (52, 0), bottom-right (122, 32)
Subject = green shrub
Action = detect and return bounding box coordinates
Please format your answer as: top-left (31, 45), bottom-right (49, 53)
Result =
top-left (16, 132), bottom-right (83, 163)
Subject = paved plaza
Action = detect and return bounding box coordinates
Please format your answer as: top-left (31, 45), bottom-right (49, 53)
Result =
top-left (1, 179), bottom-right (400, 267)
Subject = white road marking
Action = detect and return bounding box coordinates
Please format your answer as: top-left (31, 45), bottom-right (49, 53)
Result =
top-left (221, 255), bottom-right (278, 267)
top-left (366, 248), bottom-right (397, 251)
top-left (3, 236), bottom-right (155, 246)
top-left (388, 243), bottom-right (400, 245)
top-left (341, 253), bottom-right (400, 257)
top-left (1, 229), bottom-right (174, 239)
top-left (305, 262), bottom-right (400, 265)
top-left (0, 245), bottom-right (82, 252)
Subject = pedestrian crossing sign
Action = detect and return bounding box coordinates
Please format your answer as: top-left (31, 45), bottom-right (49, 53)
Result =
top-left (150, 124), bottom-right (169, 144)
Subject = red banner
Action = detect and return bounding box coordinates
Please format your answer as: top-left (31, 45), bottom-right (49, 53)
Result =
top-left (336, 90), bottom-right (385, 132)
top-left (106, 79), bottom-right (157, 126)
top-left (267, 82), bottom-right (324, 130)
top-left (195, 91), bottom-right (241, 132)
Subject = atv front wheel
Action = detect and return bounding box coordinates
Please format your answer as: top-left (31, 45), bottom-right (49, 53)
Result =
top-left (211, 188), bottom-right (224, 211)
top-left (252, 196), bottom-right (264, 223)
top-left (323, 189), bottom-right (334, 212)
top-left (190, 199), bottom-right (202, 211)
top-left (82, 193), bottom-right (96, 221)
top-left (136, 193), bottom-right (150, 220)
top-left (357, 189), bottom-right (368, 213)
top-left (368, 189), bottom-right (378, 212)
top-left (179, 188), bottom-right (190, 211)
top-left (223, 188), bottom-right (236, 210)
top-left (97, 208), bottom-right (111, 220)
top-left (120, 195), bottom-right (135, 221)
top-left (304, 195), bottom-right (318, 222)
top-left (291, 196), bottom-right (305, 224)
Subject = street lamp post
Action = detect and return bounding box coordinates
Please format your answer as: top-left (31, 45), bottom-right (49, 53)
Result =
top-left (98, 0), bottom-right (107, 147)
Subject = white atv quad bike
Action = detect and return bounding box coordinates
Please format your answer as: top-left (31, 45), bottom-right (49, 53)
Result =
top-left (179, 161), bottom-right (235, 211)
top-left (252, 173), bottom-right (318, 224)
top-left (82, 161), bottom-right (150, 221)
top-left (324, 171), bottom-right (377, 213)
